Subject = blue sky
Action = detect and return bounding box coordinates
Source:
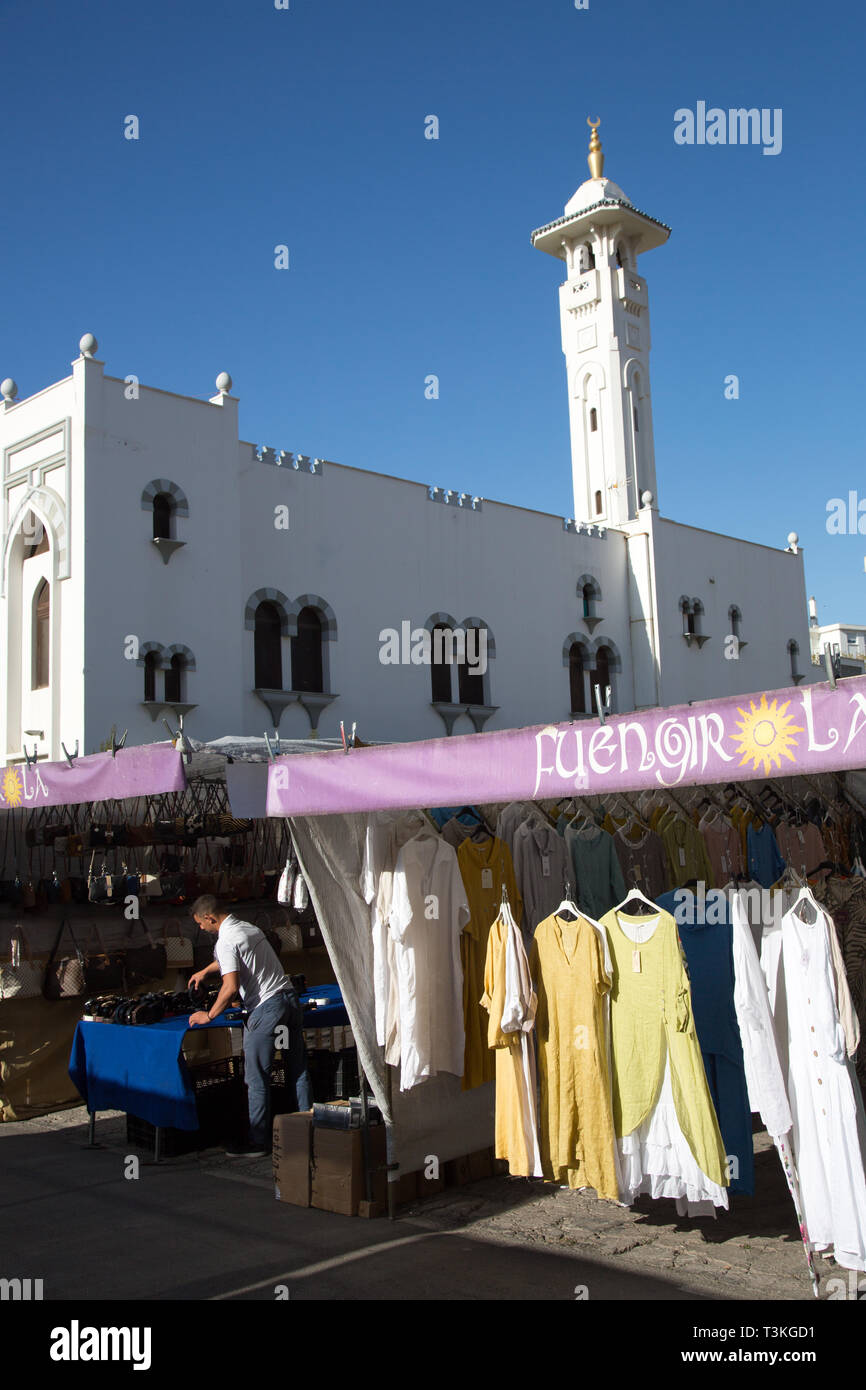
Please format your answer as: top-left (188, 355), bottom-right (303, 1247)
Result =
top-left (1, 0), bottom-right (864, 623)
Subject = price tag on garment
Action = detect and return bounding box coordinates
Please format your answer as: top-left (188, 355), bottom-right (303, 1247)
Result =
top-left (632, 949), bottom-right (641, 973)
top-left (541, 854), bottom-right (550, 878)
top-left (797, 828), bottom-right (805, 845)
top-left (633, 864), bottom-right (642, 880)
top-left (678, 848), bottom-right (686, 867)
top-left (481, 868), bottom-right (493, 890)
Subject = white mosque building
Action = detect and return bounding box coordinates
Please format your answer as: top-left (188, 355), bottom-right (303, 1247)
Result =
top-left (0, 124), bottom-right (814, 762)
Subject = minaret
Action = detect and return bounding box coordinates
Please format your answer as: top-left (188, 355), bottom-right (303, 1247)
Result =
top-left (531, 120), bottom-right (670, 526)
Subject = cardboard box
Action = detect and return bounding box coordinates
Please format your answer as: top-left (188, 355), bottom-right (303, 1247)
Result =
top-left (273, 1112), bottom-right (314, 1207)
top-left (468, 1147), bottom-right (494, 1181)
top-left (311, 1121), bottom-right (387, 1217)
top-left (444, 1155), bottom-right (471, 1187)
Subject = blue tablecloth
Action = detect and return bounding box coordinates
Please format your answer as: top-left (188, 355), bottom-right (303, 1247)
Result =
top-left (68, 986), bottom-right (349, 1129)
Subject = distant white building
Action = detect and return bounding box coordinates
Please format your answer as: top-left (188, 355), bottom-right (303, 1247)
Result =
top-left (808, 596), bottom-right (866, 677)
top-left (0, 125), bottom-right (815, 763)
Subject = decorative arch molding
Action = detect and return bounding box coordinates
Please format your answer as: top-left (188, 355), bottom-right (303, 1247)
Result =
top-left (562, 633), bottom-right (591, 667)
top-left (423, 611), bottom-right (460, 633)
top-left (287, 594), bottom-right (338, 641)
top-left (622, 356), bottom-right (648, 398)
top-left (135, 641), bottom-right (168, 669)
top-left (575, 574), bottom-right (602, 602)
top-left (461, 616), bottom-right (496, 659)
top-left (573, 362), bottom-right (607, 401)
top-left (140, 479), bottom-right (190, 517)
top-left (587, 636), bottom-right (623, 671)
top-left (2, 486), bottom-right (68, 596)
top-left (244, 588), bottom-right (291, 634)
top-left (165, 643), bottom-right (197, 671)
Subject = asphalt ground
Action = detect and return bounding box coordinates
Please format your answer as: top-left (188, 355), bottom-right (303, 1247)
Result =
top-left (0, 1105), bottom-right (847, 1304)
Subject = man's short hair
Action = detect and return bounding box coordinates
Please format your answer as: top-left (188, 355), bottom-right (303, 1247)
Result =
top-left (190, 894), bottom-right (223, 919)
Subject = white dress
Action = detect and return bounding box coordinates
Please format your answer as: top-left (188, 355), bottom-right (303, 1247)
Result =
top-left (388, 831), bottom-right (470, 1091)
top-left (730, 889), bottom-right (792, 1139)
top-left (769, 897), bottom-right (866, 1271)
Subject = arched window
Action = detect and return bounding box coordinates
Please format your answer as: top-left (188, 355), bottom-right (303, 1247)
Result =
top-left (152, 493), bottom-right (173, 540)
top-left (431, 625), bottom-right (454, 703)
top-left (164, 653), bottom-right (185, 703)
top-left (594, 490), bottom-right (603, 515)
top-left (580, 242), bottom-right (595, 271)
top-left (589, 407), bottom-right (598, 432)
top-left (291, 606), bottom-right (324, 693)
top-left (32, 580), bottom-right (50, 689)
top-left (788, 640), bottom-right (800, 682)
top-left (254, 601), bottom-right (283, 689)
top-left (729, 606), bottom-right (742, 639)
top-left (144, 651), bottom-right (159, 703)
top-left (457, 627), bottom-right (486, 705)
top-left (590, 646), bottom-right (611, 714)
top-left (569, 642), bottom-right (586, 713)
top-left (615, 245), bottom-right (624, 268)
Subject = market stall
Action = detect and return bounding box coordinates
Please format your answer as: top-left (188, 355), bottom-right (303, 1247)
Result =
top-left (265, 673), bottom-right (866, 1279)
top-left (0, 740), bottom-right (350, 1132)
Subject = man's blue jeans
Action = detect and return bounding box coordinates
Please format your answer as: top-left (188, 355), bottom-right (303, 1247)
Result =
top-left (243, 989), bottom-right (312, 1148)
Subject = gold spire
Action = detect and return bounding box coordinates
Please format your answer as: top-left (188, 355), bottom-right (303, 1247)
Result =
top-left (587, 117), bottom-right (604, 179)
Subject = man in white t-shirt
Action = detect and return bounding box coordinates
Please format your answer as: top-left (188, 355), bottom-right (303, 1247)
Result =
top-left (189, 896), bottom-right (311, 1156)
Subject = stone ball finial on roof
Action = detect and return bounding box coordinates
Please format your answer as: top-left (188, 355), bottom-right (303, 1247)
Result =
top-left (640, 489), bottom-right (654, 507)
top-left (79, 333), bottom-right (98, 358)
top-left (787, 531), bottom-right (799, 548)
top-left (1, 378), bottom-right (18, 402)
top-left (216, 371), bottom-right (232, 394)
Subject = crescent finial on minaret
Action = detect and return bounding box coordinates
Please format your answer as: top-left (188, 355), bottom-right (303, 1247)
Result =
top-left (587, 117), bottom-right (604, 179)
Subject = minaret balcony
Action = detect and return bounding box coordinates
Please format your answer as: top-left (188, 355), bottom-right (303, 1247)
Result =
top-left (616, 268), bottom-right (647, 312)
top-left (561, 270), bottom-right (599, 312)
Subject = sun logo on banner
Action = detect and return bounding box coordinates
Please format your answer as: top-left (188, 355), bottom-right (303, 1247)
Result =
top-left (0, 767), bottom-right (23, 807)
top-left (731, 694), bottom-right (804, 776)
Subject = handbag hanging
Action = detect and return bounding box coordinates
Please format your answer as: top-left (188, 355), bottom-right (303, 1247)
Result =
top-left (123, 918), bottom-right (167, 989)
top-left (43, 920), bottom-right (87, 1000)
top-left (87, 852), bottom-right (120, 906)
top-left (83, 923), bottom-right (126, 994)
top-left (0, 929), bottom-right (44, 1002)
top-left (162, 918), bottom-right (194, 967)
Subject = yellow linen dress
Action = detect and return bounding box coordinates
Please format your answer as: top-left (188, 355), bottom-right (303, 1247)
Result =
top-left (458, 836), bottom-right (522, 1090)
top-left (481, 913), bottom-right (541, 1177)
top-left (529, 913), bottom-right (620, 1200)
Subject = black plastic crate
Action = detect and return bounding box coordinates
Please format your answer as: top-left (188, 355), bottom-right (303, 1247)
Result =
top-left (126, 1062), bottom-right (246, 1155)
top-left (301, 1047), bottom-right (359, 1102)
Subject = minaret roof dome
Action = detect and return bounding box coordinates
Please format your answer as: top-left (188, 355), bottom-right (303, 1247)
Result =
top-left (564, 176), bottom-right (632, 216)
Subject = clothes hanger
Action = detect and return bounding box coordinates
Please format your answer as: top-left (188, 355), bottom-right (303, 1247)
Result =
top-left (613, 885), bottom-right (660, 917)
top-left (553, 879), bottom-right (580, 922)
top-left (790, 881), bottom-right (820, 923)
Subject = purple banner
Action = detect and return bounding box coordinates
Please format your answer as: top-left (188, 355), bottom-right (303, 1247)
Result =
top-left (265, 677), bottom-right (866, 817)
top-left (0, 743), bottom-right (187, 811)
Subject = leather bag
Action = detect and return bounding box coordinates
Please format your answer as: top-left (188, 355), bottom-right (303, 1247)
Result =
top-left (123, 919), bottom-right (167, 989)
top-left (0, 931), bottom-right (44, 1002)
top-left (43, 921), bottom-right (87, 1000)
